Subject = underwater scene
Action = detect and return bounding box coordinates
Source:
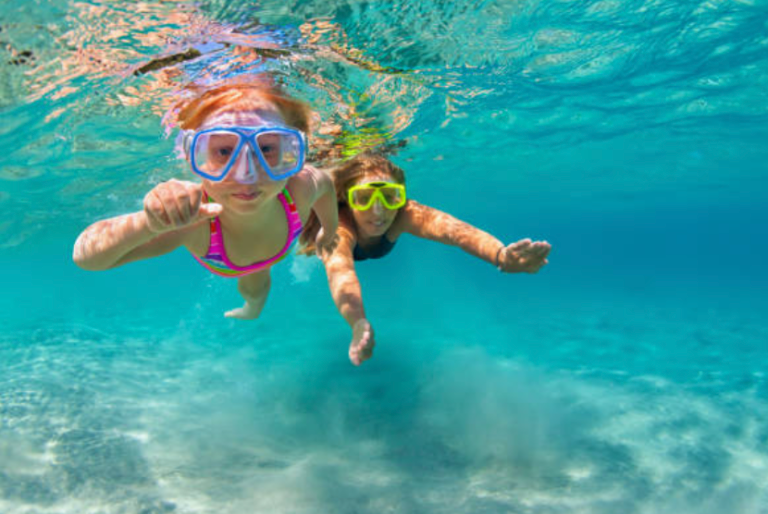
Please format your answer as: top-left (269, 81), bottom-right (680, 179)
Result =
top-left (1, 0), bottom-right (767, 512)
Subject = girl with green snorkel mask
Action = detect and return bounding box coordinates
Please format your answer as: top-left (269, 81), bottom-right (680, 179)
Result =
top-left (301, 152), bottom-right (551, 366)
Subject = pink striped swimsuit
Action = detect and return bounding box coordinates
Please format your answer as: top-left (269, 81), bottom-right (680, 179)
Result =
top-left (192, 189), bottom-right (303, 278)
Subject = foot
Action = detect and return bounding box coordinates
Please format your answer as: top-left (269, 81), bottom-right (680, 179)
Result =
top-left (349, 319), bottom-right (375, 366)
top-left (226, 274), bottom-right (270, 320)
top-left (224, 301), bottom-right (264, 320)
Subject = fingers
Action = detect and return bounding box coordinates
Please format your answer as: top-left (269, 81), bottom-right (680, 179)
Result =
top-left (315, 230), bottom-right (340, 257)
top-left (511, 240), bottom-right (550, 257)
top-left (525, 242), bottom-right (551, 272)
top-left (509, 238), bottom-right (532, 252)
top-left (165, 191), bottom-right (186, 227)
top-left (144, 180), bottom-right (216, 233)
top-left (349, 337), bottom-right (375, 366)
top-left (143, 190), bottom-right (171, 233)
top-left (500, 239), bottom-right (551, 273)
top-left (531, 241), bottom-right (551, 259)
top-left (350, 320), bottom-right (375, 366)
top-left (177, 185), bottom-right (194, 222)
top-left (322, 233), bottom-right (340, 254)
top-left (359, 339), bottom-right (374, 362)
top-left (349, 348), bottom-right (362, 366)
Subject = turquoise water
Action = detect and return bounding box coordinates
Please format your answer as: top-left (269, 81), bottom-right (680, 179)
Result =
top-left (2, 0), bottom-right (768, 512)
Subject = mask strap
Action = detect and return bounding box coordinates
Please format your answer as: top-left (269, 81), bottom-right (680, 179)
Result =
top-left (181, 130), bottom-right (194, 156)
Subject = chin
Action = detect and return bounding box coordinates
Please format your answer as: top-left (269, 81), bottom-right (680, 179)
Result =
top-left (226, 196), bottom-right (265, 213)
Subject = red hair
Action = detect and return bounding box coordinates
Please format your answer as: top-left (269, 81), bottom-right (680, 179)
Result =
top-left (175, 83), bottom-right (312, 133)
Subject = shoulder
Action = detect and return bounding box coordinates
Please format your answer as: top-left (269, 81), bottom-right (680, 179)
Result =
top-left (287, 165), bottom-right (332, 215)
top-left (288, 165), bottom-right (331, 200)
top-left (393, 199), bottom-right (428, 231)
top-left (391, 199), bottom-right (456, 238)
top-left (401, 199), bottom-right (427, 217)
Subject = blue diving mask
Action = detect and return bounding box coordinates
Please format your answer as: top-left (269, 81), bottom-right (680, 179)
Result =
top-left (182, 126), bottom-right (306, 184)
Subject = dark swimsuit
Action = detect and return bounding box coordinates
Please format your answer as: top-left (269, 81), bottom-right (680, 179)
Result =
top-left (353, 236), bottom-right (397, 261)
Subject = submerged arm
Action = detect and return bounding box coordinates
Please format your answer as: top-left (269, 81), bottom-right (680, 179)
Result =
top-left (321, 225), bottom-right (366, 327)
top-left (73, 211), bottom-right (183, 270)
top-left (321, 223), bottom-right (375, 366)
top-left (400, 201), bottom-right (504, 265)
top-left (400, 200), bottom-right (550, 272)
top-left (73, 179), bottom-right (218, 270)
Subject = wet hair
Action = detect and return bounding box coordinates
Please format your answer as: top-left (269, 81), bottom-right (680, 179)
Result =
top-left (300, 151), bottom-right (406, 254)
top-left (175, 82), bottom-right (311, 133)
top-left (331, 151), bottom-right (406, 202)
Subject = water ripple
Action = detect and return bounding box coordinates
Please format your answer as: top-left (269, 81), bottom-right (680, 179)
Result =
top-left (1, 0), bottom-right (766, 244)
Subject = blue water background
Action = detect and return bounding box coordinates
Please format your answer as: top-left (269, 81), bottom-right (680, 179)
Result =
top-left (2, 0), bottom-right (768, 512)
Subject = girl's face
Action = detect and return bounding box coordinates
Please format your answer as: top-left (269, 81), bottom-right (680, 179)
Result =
top-left (195, 108), bottom-right (291, 215)
top-left (348, 173), bottom-right (402, 238)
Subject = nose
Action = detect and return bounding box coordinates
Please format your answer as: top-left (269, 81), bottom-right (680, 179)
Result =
top-left (371, 198), bottom-right (384, 215)
top-left (228, 146), bottom-right (265, 184)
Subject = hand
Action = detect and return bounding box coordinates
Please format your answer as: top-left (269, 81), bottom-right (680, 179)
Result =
top-left (143, 179), bottom-right (222, 234)
top-left (349, 319), bottom-right (375, 366)
top-left (498, 238), bottom-right (551, 273)
top-left (314, 226), bottom-right (340, 257)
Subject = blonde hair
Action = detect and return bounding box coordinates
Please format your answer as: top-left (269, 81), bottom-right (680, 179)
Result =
top-left (300, 152), bottom-right (406, 254)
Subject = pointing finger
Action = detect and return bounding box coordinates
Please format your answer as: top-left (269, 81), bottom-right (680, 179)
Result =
top-left (174, 191), bottom-right (192, 225)
top-left (513, 239), bottom-right (532, 251)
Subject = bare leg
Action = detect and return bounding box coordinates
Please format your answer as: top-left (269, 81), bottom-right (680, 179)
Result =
top-left (225, 269), bottom-right (271, 320)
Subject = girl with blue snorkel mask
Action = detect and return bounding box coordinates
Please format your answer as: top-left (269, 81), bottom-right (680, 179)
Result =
top-left (74, 83), bottom-right (339, 319)
top-left (301, 152), bottom-right (550, 366)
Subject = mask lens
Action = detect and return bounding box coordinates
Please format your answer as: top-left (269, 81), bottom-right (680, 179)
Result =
top-left (351, 188), bottom-right (375, 209)
top-left (380, 186), bottom-right (404, 208)
top-left (256, 130), bottom-right (302, 178)
top-left (193, 131), bottom-right (241, 179)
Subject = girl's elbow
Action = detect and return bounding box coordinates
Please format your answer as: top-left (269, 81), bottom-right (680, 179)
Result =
top-left (72, 242), bottom-right (110, 271)
top-left (72, 253), bottom-right (107, 271)
top-left (72, 240), bottom-right (90, 269)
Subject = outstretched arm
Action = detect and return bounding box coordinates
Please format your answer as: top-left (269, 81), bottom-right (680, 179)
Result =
top-left (72, 179), bottom-right (220, 270)
top-left (321, 223), bottom-right (374, 365)
top-left (399, 200), bottom-right (550, 273)
top-left (73, 211), bottom-right (176, 270)
top-left (322, 225), bottom-right (366, 327)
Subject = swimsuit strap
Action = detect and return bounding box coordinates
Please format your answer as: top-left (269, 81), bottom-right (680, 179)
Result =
top-left (192, 189), bottom-right (303, 277)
